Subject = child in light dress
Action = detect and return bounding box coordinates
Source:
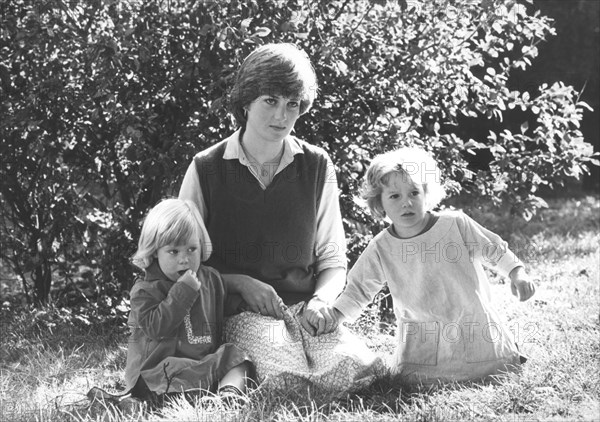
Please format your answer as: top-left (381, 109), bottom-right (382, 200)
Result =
top-left (124, 198), bottom-right (251, 403)
top-left (324, 147), bottom-right (536, 385)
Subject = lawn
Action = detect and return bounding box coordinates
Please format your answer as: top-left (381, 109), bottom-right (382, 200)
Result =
top-left (1, 195), bottom-right (598, 422)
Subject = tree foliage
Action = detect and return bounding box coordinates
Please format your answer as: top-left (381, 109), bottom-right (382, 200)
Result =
top-left (0, 0), bottom-right (596, 305)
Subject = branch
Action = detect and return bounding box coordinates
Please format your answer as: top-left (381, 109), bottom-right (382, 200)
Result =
top-left (346, 2), bottom-right (375, 41)
top-left (83, 1), bottom-right (99, 34)
top-left (56, 0), bottom-right (85, 38)
top-left (162, 362), bottom-right (174, 394)
top-left (333, 0), bottom-right (352, 22)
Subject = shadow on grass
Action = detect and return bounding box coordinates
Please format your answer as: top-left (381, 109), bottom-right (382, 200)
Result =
top-left (0, 302), bottom-right (128, 368)
top-left (448, 194), bottom-right (598, 237)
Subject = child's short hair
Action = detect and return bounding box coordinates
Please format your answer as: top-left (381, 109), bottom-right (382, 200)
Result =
top-left (361, 147), bottom-right (446, 219)
top-left (131, 199), bottom-right (212, 269)
top-left (229, 43), bottom-right (318, 126)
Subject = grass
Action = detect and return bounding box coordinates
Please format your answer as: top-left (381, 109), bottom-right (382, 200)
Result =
top-left (1, 195), bottom-right (599, 421)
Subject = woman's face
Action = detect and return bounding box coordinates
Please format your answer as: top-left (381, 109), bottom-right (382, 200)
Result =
top-left (245, 95), bottom-right (301, 144)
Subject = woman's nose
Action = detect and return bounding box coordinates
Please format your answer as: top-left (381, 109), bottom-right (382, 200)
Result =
top-left (274, 104), bottom-right (287, 121)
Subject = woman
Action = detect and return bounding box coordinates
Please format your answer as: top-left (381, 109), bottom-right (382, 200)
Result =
top-left (179, 43), bottom-right (381, 395)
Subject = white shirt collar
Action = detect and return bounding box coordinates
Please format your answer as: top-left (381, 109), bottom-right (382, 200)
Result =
top-left (223, 129), bottom-right (304, 169)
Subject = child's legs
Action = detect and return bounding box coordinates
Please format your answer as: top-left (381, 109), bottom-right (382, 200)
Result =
top-left (218, 361), bottom-right (251, 393)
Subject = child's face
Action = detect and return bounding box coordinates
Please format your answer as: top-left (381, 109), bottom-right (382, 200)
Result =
top-left (381, 172), bottom-right (428, 238)
top-left (155, 233), bottom-right (202, 282)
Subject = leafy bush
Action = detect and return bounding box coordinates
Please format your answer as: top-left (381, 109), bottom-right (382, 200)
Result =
top-left (0, 0), bottom-right (596, 304)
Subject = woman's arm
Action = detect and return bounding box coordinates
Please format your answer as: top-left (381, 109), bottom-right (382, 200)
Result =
top-left (301, 156), bottom-right (348, 335)
top-left (313, 266), bottom-right (346, 303)
top-left (179, 161), bottom-right (208, 219)
top-left (300, 266), bottom-right (346, 336)
top-left (221, 273), bottom-right (285, 319)
top-left (314, 157), bottom-right (347, 273)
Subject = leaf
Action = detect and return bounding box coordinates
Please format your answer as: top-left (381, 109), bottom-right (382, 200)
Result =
top-left (578, 101), bottom-right (593, 112)
top-left (464, 139), bottom-right (484, 150)
top-left (241, 18), bottom-right (252, 32)
top-left (253, 27), bottom-right (271, 37)
top-left (199, 24), bottom-right (213, 36)
top-left (588, 158), bottom-right (600, 167)
top-left (497, 97), bottom-right (506, 111)
top-left (335, 60), bottom-right (348, 75)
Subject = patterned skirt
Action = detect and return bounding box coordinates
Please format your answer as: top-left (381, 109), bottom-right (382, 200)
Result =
top-left (224, 302), bottom-right (383, 397)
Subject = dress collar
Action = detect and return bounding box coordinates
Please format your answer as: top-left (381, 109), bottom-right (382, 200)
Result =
top-left (144, 260), bottom-right (172, 283)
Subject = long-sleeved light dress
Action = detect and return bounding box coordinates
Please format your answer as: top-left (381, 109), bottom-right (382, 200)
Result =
top-left (334, 210), bottom-right (526, 385)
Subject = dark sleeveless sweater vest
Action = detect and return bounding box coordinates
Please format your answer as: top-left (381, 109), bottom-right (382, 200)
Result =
top-left (194, 138), bottom-right (327, 306)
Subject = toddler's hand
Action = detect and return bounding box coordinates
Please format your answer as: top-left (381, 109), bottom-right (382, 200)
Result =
top-left (177, 269), bottom-right (201, 291)
top-left (320, 305), bottom-right (344, 334)
top-left (509, 267), bottom-right (535, 302)
top-left (301, 299), bottom-right (344, 336)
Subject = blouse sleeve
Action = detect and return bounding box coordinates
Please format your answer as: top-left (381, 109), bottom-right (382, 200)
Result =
top-left (332, 241), bottom-right (387, 322)
top-left (179, 160), bottom-right (208, 221)
top-left (314, 156), bottom-right (347, 273)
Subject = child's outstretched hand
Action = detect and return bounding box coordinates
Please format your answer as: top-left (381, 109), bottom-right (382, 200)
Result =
top-left (320, 305), bottom-right (345, 335)
top-left (177, 269), bottom-right (201, 291)
top-left (509, 266), bottom-right (536, 301)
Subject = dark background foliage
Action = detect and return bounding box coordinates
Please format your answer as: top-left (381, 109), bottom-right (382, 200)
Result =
top-left (514, 0), bottom-right (599, 190)
top-left (0, 0), bottom-right (597, 310)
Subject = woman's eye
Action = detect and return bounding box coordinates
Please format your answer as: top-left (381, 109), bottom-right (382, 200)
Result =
top-left (168, 250), bottom-right (178, 255)
top-left (189, 247), bottom-right (197, 253)
top-left (265, 97), bottom-right (277, 105)
top-left (288, 101), bottom-right (299, 108)
top-left (390, 194), bottom-right (399, 199)
top-left (411, 191), bottom-right (420, 196)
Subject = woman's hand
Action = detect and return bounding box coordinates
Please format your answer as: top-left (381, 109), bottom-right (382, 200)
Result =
top-left (300, 267), bottom-right (346, 336)
top-left (238, 276), bottom-right (286, 319)
top-left (300, 297), bottom-right (341, 336)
